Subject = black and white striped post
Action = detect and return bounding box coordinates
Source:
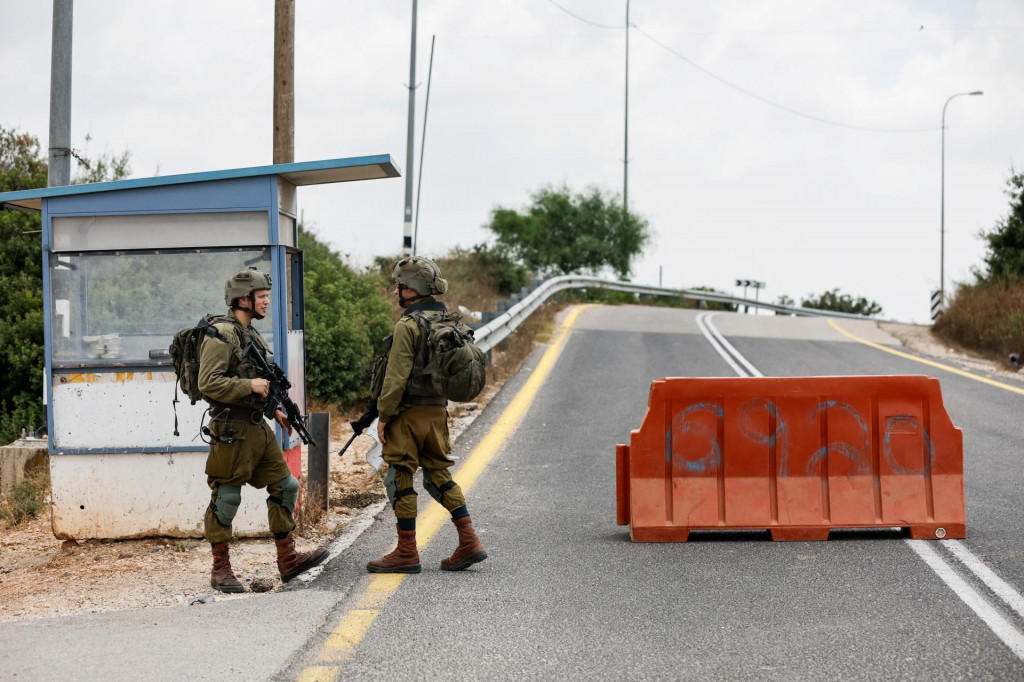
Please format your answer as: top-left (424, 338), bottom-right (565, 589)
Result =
top-left (931, 290), bottom-right (944, 322)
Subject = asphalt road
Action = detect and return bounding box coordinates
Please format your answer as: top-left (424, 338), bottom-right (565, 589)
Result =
top-left (278, 305), bottom-right (1024, 681)
top-left (4, 305), bottom-right (1023, 681)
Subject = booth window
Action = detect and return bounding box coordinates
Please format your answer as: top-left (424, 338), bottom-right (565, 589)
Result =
top-left (49, 247), bottom-right (273, 367)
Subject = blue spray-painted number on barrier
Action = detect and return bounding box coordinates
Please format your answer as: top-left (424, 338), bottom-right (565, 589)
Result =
top-left (668, 402), bottom-right (723, 474)
top-left (737, 397), bottom-right (788, 475)
top-left (803, 401), bottom-right (871, 476)
top-left (669, 399), bottom-right (932, 478)
top-left (882, 415), bottom-right (936, 476)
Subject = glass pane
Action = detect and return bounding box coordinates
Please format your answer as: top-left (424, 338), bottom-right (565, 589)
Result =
top-left (49, 248), bottom-right (275, 366)
top-left (52, 212), bottom-right (269, 251)
top-left (278, 214), bottom-right (296, 247)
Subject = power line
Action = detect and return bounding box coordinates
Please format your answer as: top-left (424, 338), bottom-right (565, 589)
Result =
top-left (633, 25), bottom-right (939, 133)
top-left (546, 0), bottom-right (621, 29)
top-left (545, 0), bottom-right (940, 134)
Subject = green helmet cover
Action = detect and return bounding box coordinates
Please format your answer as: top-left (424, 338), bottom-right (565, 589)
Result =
top-left (392, 256), bottom-right (448, 296)
top-left (225, 267), bottom-right (273, 306)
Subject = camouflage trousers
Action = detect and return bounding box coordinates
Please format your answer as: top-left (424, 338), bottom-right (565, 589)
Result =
top-left (382, 405), bottom-right (467, 520)
top-left (203, 417), bottom-right (295, 544)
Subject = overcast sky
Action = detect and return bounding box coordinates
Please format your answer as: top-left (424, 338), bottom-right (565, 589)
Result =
top-left (3, 1), bottom-right (1022, 323)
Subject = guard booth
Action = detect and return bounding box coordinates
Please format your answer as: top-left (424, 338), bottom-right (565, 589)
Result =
top-left (0, 156), bottom-right (399, 539)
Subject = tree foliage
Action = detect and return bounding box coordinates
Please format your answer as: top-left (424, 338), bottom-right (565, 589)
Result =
top-left (485, 185), bottom-right (651, 278)
top-left (299, 226), bottom-right (393, 406)
top-left (801, 288), bottom-right (882, 316)
top-left (0, 126), bottom-right (130, 443)
top-left (978, 169), bottom-right (1024, 282)
top-left (0, 129), bottom-right (48, 442)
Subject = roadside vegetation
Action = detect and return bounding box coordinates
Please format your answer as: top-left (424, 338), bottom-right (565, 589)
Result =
top-left (0, 463), bottom-right (49, 528)
top-left (934, 169), bottom-right (1024, 365)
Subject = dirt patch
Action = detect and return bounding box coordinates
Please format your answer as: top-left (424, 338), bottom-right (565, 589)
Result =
top-left (0, 305), bottom-right (557, 623)
top-left (879, 321), bottom-right (1024, 385)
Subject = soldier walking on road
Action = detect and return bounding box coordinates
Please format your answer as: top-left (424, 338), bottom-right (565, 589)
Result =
top-left (367, 257), bottom-right (487, 574)
top-left (199, 268), bottom-right (327, 592)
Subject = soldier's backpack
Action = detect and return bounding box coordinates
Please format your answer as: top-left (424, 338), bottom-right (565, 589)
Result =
top-left (412, 312), bottom-right (487, 403)
top-left (168, 315), bottom-right (230, 434)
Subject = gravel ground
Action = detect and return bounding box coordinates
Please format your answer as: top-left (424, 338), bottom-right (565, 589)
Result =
top-left (0, 395), bottom-right (496, 623)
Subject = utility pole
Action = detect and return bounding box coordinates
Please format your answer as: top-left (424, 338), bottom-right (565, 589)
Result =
top-left (273, 0), bottom-right (295, 165)
top-left (623, 0), bottom-right (630, 215)
top-left (402, 0), bottom-right (418, 256)
top-left (48, 0), bottom-right (73, 187)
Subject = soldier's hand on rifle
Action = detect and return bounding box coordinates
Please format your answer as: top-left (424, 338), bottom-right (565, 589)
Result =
top-left (377, 420), bottom-right (387, 444)
top-left (274, 408), bottom-right (293, 435)
top-left (251, 378), bottom-right (270, 397)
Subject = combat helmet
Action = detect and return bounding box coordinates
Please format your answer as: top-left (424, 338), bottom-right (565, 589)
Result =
top-left (392, 256), bottom-right (448, 297)
top-left (225, 267), bottom-right (273, 306)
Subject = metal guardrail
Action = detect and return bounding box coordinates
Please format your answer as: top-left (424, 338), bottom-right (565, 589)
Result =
top-left (472, 275), bottom-right (879, 353)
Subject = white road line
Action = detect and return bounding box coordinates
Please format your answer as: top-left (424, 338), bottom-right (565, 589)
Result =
top-left (944, 540), bottom-right (1024, 621)
top-left (703, 313), bottom-right (764, 377)
top-left (695, 312), bottom-right (749, 377)
top-left (696, 311), bottom-right (1024, 661)
top-left (907, 540), bottom-right (1024, 660)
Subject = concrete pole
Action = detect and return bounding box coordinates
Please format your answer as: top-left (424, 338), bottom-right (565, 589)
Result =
top-left (273, 0), bottom-right (295, 165)
top-left (48, 0), bottom-right (73, 187)
top-left (402, 0), bottom-right (418, 256)
top-left (623, 0), bottom-right (630, 215)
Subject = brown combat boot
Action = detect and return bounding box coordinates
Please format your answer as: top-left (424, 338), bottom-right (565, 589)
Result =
top-left (210, 542), bottom-right (246, 593)
top-left (275, 533), bottom-right (329, 583)
top-left (440, 516), bottom-right (487, 571)
top-left (366, 526), bottom-right (421, 574)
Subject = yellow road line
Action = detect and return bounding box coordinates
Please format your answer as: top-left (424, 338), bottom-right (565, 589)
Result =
top-left (323, 609), bottom-right (380, 650)
top-left (296, 304), bottom-right (589, 681)
top-left (295, 667), bottom-right (341, 682)
top-left (353, 574), bottom-right (405, 609)
top-left (828, 318), bottom-right (1024, 396)
top-left (417, 304), bottom-right (590, 545)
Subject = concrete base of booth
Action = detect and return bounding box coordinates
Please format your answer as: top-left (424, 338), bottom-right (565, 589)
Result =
top-left (50, 451), bottom-right (304, 540)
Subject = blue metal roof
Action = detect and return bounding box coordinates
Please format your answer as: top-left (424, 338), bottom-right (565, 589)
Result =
top-left (0, 154), bottom-right (401, 212)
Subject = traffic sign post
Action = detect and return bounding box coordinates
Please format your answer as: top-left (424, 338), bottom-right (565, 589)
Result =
top-left (735, 279), bottom-right (766, 314)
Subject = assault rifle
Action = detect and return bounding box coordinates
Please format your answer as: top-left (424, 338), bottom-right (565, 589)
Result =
top-left (240, 342), bottom-right (317, 447)
top-left (338, 400), bottom-right (378, 457)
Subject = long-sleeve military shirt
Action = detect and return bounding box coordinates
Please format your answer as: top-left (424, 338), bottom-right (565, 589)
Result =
top-left (377, 299), bottom-right (447, 422)
top-left (197, 312), bottom-right (267, 409)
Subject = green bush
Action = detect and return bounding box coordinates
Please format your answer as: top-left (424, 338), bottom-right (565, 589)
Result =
top-left (801, 288), bottom-right (882, 316)
top-left (933, 278), bottom-right (1024, 362)
top-left (435, 244), bottom-right (531, 314)
top-left (300, 226), bottom-right (394, 406)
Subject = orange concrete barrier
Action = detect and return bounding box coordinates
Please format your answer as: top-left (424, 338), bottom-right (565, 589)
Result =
top-left (616, 376), bottom-right (965, 542)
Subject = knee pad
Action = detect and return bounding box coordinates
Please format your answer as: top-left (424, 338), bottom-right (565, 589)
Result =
top-left (277, 475), bottom-right (299, 514)
top-left (422, 469), bottom-right (456, 504)
top-left (213, 485), bottom-right (242, 526)
top-left (385, 466), bottom-right (417, 510)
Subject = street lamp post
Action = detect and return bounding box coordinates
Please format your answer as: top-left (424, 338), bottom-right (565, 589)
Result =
top-left (940, 90), bottom-right (983, 303)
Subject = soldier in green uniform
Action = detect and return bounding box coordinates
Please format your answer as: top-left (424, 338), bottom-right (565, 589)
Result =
top-left (199, 267), bottom-right (327, 592)
top-left (367, 257), bottom-right (487, 574)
